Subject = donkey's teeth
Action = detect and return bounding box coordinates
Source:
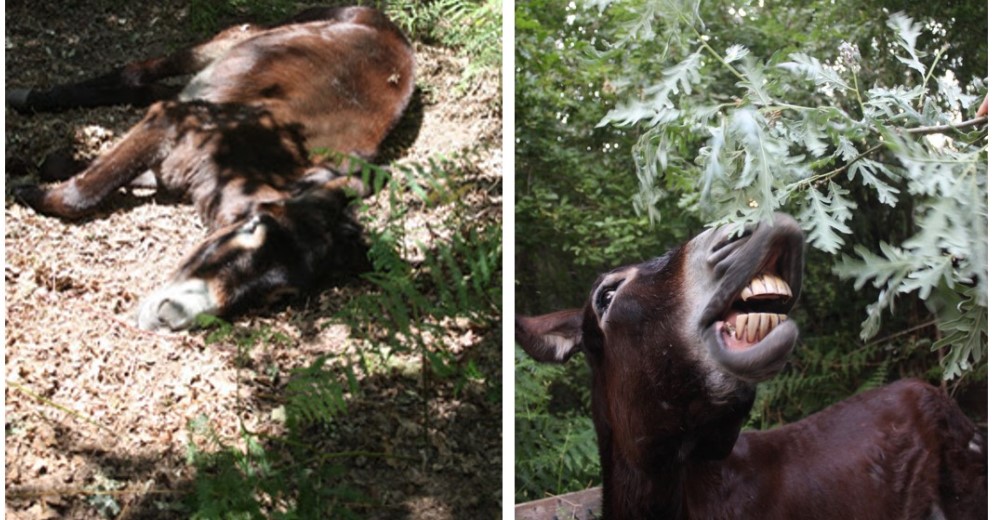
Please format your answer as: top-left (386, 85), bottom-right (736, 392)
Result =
top-left (767, 313), bottom-right (778, 331)
top-left (740, 273), bottom-right (792, 301)
top-left (723, 312), bottom-right (789, 346)
top-left (747, 314), bottom-right (760, 342)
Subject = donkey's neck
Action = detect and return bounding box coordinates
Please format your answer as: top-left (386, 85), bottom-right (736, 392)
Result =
top-left (602, 441), bottom-right (687, 520)
top-left (595, 395), bottom-right (755, 520)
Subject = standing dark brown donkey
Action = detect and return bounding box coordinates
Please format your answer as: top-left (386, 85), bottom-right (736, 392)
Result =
top-left (517, 213), bottom-right (986, 519)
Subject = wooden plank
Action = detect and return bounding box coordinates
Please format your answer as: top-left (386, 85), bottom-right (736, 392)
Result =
top-left (514, 487), bottom-right (602, 520)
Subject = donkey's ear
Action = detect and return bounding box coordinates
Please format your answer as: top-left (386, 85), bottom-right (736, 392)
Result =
top-left (515, 309), bottom-right (583, 363)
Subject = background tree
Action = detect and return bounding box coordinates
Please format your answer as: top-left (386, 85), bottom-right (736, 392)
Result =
top-left (515, 0), bottom-right (987, 502)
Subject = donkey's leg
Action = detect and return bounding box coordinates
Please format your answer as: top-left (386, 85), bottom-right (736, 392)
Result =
top-left (13, 101), bottom-right (178, 219)
top-left (7, 23), bottom-right (265, 113)
top-left (6, 79), bottom-right (181, 113)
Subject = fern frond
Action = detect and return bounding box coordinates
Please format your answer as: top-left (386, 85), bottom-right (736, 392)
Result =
top-left (285, 357), bottom-right (349, 430)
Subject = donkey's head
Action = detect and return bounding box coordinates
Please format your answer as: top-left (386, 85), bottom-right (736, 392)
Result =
top-left (136, 176), bottom-right (369, 331)
top-left (516, 213), bottom-right (804, 466)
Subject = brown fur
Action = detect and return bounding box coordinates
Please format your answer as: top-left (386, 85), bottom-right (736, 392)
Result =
top-left (684, 380), bottom-right (986, 519)
top-left (13, 6), bottom-right (413, 228)
top-left (517, 216), bottom-right (985, 519)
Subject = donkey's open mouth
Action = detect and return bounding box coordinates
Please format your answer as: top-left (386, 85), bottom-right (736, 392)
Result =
top-left (699, 214), bottom-right (804, 382)
top-left (719, 272), bottom-right (794, 350)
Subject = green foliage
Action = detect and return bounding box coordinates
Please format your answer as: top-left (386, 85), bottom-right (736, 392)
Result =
top-left (188, 0), bottom-right (295, 34)
top-left (383, 0), bottom-right (502, 89)
top-left (284, 356), bottom-right (352, 431)
top-left (597, 1), bottom-right (987, 380)
top-left (341, 156), bottom-right (502, 363)
top-left (515, 349), bottom-right (600, 501)
top-left (514, 0), bottom-right (702, 500)
top-left (929, 286), bottom-right (988, 379)
top-left (515, 0), bottom-right (702, 313)
top-left (185, 416), bottom-right (367, 519)
top-left (177, 323), bottom-right (364, 518)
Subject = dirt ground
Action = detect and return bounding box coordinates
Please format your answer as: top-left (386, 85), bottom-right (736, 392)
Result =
top-left (5, 1), bottom-right (501, 518)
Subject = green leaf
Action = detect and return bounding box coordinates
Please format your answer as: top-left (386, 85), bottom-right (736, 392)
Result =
top-left (598, 51), bottom-right (703, 127)
top-left (833, 243), bottom-right (911, 292)
top-left (887, 12), bottom-right (926, 76)
top-left (736, 56), bottom-right (772, 105)
top-left (798, 183), bottom-right (855, 254)
top-left (932, 290), bottom-right (987, 380)
top-left (778, 53), bottom-right (850, 92)
top-left (723, 44), bottom-right (749, 64)
top-left (848, 159), bottom-right (900, 207)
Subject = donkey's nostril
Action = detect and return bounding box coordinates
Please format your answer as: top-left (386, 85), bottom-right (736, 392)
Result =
top-left (157, 298), bottom-right (190, 331)
top-left (708, 231), bottom-right (751, 266)
top-left (711, 228), bottom-right (751, 253)
top-left (137, 278), bottom-right (219, 331)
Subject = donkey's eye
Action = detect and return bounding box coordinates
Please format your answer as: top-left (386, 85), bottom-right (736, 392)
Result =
top-left (595, 281), bottom-right (622, 316)
top-left (240, 216), bottom-right (262, 234)
top-left (229, 215), bottom-right (269, 249)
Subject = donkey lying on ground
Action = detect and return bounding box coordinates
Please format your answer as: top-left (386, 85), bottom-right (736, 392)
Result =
top-left (517, 213), bottom-right (986, 519)
top-left (9, 6), bottom-right (415, 330)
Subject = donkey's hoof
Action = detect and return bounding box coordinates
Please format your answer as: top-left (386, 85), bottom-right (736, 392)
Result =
top-left (11, 184), bottom-right (45, 209)
top-left (6, 88), bottom-right (32, 112)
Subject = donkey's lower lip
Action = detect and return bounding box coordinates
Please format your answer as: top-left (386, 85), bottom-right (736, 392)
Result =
top-left (706, 317), bottom-right (798, 381)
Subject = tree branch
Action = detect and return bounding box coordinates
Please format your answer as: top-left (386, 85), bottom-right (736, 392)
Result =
top-left (906, 115), bottom-right (988, 136)
top-left (792, 114), bottom-right (989, 190)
